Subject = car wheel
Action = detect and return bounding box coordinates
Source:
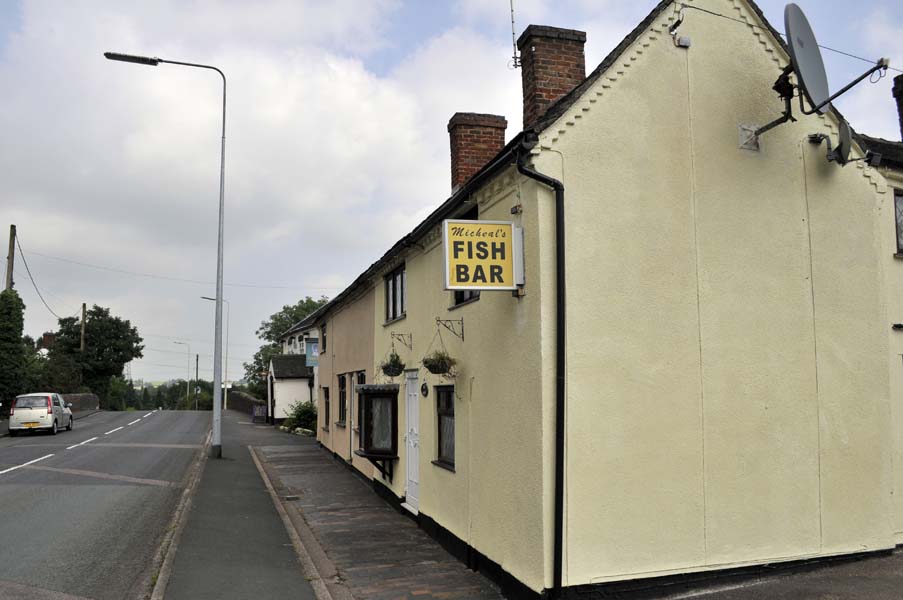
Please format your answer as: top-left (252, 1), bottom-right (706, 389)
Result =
top-left (67, 418), bottom-right (73, 431)
top-left (50, 421), bottom-right (57, 436)
top-left (8, 430), bottom-right (16, 438)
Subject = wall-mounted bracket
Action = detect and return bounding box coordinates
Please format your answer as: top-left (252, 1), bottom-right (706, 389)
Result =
top-left (390, 332), bottom-right (413, 351)
top-left (436, 317), bottom-right (464, 341)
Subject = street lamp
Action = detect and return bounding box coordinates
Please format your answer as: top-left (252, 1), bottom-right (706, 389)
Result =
top-left (202, 296), bottom-right (229, 411)
top-left (106, 51), bottom-right (226, 459)
top-left (172, 341), bottom-right (191, 409)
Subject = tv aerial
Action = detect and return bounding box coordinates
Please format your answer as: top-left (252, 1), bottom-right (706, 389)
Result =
top-left (743, 3), bottom-right (888, 165)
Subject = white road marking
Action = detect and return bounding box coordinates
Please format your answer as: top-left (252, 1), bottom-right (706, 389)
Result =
top-left (127, 419), bottom-right (141, 426)
top-left (105, 427), bottom-right (123, 435)
top-left (68, 436), bottom-right (98, 449)
top-left (0, 453), bottom-right (54, 474)
top-left (143, 412), bottom-right (153, 418)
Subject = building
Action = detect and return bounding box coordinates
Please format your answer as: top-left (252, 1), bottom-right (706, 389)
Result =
top-left (277, 309), bottom-right (322, 408)
top-left (312, 1), bottom-right (903, 597)
top-left (267, 354), bottom-right (314, 423)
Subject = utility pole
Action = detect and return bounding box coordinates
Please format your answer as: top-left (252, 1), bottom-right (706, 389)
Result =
top-left (5, 224), bottom-right (15, 291)
top-left (80, 303), bottom-right (87, 352)
top-left (195, 354), bottom-right (199, 411)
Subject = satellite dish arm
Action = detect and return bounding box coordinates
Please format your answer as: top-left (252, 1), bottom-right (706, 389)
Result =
top-left (799, 59), bottom-right (889, 115)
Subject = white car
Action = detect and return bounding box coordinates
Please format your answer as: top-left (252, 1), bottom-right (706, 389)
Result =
top-left (8, 393), bottom-right (73, 436)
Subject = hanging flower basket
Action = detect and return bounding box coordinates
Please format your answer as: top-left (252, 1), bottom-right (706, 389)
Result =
top-left (380, 351), bottom-right (405, 377)
top-left (422, 350), bottom-right (456, 375)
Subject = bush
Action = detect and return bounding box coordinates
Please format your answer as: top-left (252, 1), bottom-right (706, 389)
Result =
top-left (284, 401), bottom-right (317, 431)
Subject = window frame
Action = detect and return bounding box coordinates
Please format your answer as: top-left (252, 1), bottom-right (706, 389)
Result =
top-left (434, 385), bottom-right (455, 470)
top-left (321, 323), bottom-right (327, 352)
top-left (358, 387), bottom-right (399, 459)
top-left (337, 374), bottom-right (347, 426)
top-left (322, 387), bottom-right (330, 431)
top-left (452, 289), bottom-right (480, 308)
top-left (384, 264), bottom-right (406, 323)
top-left (355, 371), bottom-right (366, 441)
top-left (895, 189), bottom-right (903, 256)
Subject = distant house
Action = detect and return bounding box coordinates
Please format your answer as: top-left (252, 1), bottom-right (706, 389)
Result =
top-left (267, 354), bottom-right (314, 423)
top-left (278, 308), bottom-right (322, 407)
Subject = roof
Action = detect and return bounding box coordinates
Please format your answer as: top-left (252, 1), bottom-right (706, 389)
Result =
top-left (856, 134), bottom-right (903, 171)
top-left (310, 0), bottom-right (902, 322)
top-left (280, 304), bottom-right (328, 338)
top-left (270, 354), bottom-right (313, 379)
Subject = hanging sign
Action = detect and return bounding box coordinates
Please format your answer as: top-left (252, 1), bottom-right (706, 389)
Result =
top-left (443, 219), bottom-right (524, 291)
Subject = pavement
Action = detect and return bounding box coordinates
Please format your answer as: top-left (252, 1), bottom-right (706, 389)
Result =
top-left (0, 409), bottom-right (208, 600)
top-left (163, 410), bottom-right (317, 600)
top-left (255, 433), bottom-right (504, 599)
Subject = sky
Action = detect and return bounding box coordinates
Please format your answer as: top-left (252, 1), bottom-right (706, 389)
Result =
top-left (1, 0), bottom-right (902, 385)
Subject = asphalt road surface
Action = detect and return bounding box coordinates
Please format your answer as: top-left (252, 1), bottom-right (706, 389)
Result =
top-left (0, 410), bottom-right (208, 600)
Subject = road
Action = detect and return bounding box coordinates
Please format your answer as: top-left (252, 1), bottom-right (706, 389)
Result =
top-left (0, 410), bottom-right (208, 600)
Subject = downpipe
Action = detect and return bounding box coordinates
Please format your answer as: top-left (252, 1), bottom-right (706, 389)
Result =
top-left (516, 135), bottom-right (566, 598)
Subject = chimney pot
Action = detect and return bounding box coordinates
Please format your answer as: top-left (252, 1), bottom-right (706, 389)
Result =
top-left (448, 112), bottom-right (507, 191)
top-left (517, 25), bottom-right (587, 130)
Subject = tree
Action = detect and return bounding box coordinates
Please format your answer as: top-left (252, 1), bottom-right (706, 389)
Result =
top-left (244, 296), bottom-right (328, 398)
top-left (0, 289), bottom-right (26, 414)
top-left (52, 305), bottom-right (143, 407)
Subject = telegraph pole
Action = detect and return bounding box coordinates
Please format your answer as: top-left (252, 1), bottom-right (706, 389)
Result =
top-left (5, 224), bottom-right (15, 291)
top-left (80, 303), bottom-right (87, 352)
top-left (195, 354), bottom-right (199, 411)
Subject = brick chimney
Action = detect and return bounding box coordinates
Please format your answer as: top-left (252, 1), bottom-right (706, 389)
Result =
top-left (894, 74), bottom-right (903, 141)
top-left (517, 25), bottom-right (586, 130)
top-left (448, 112), bottom-right (508, 191)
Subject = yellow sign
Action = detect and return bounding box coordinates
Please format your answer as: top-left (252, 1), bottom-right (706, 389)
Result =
top-left (443, 220), bottom-right (523, 290)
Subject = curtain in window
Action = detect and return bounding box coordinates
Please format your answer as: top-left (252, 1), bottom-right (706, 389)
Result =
top-left (371, 397), bottom-right (392, 450)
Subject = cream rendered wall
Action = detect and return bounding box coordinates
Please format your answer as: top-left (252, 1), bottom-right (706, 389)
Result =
top-left (536, 0), bottom-right (892, 586)
top-left (878, 169), bottom-right (903, 542)
top-left (369, 166), bottom-right (555, 593)
top-left (316, 288), bottom-right (376, 479)
top-left (273, 378), bottom-right (311, 420)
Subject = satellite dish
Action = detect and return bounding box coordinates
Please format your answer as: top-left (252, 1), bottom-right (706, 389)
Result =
top-left (785, 3), bottom-right (830, 114)
top-left (747, 4), bottom-right (888, 145)
top-left (807, 117), bottom-right (853, 165)
top-left (834, 118), bottom-right (851, 164)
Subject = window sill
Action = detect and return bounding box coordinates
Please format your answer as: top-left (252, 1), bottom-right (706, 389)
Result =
top-left (448, 296), bottom-right (480, 311)
top-left (383, 314), bottom-right (407, 326)
top-left (352, 426), bottom-right (360, 433)
top-left (335, 421), bottom-right (346, 428)
top-left (432, 459), bottom-right (456, 473)
top-left (321, 426), bottom-right (330, 432)
top-left (354, 449), bottom-right (398, 461)
top-left (895, 253), bottom-right (903, 260)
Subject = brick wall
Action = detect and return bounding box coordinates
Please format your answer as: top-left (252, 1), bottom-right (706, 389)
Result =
top-left (517, 25), bottom-right (586, 130)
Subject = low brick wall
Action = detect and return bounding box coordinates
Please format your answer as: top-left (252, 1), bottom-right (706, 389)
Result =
top-left (229, 391), bottom-right (265, 416)
top-left (61, 393), bottom-right (100, 413)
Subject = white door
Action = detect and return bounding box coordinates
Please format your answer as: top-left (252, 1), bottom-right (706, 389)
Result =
top-left (405, 370), bottom-right (420, 512)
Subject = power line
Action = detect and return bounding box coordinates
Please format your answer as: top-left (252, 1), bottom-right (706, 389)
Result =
top-left (141, 331), bottom-right (262, 349)
top-left (676, 3), bottom-right (903, 74)
top-left (22, 249), bottom-right (340, 292)
top-left (143, 346), bottom-right (252, 362)
top-left (15, 234), bottom-right (63, 320)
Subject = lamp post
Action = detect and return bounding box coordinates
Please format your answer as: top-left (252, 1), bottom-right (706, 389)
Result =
top-left (106, 51), bottom-right (226, 458)
top-left (202, 296), bottom-right (229, 410)
top-left (173, 341), bottom-right (191, 408)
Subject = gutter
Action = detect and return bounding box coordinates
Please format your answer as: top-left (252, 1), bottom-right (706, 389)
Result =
top-left (516, 133), bottom-right (567, 598)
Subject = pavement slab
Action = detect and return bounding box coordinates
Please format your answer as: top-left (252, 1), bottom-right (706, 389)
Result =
top-left (255, 438), bottom-right (504, 600)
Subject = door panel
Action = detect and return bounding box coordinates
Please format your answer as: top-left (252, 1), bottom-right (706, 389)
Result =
top-left (405, 371), bottom-right (420, 511)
